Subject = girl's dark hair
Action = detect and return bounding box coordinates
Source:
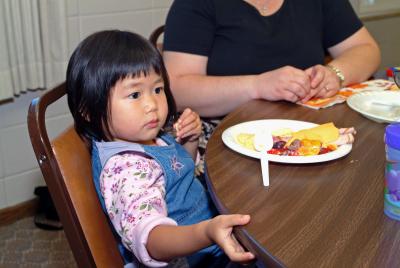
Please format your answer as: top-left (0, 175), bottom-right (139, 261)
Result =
top-left (66, 30), bottom-right (176, 144)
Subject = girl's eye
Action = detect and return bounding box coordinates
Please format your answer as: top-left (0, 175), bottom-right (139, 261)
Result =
top-left (129, 92), bottom-right (140, 99)
top-left (154, 87), bottom-right (164, 94)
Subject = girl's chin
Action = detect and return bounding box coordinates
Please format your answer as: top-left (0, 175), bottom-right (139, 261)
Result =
top-left (114, 134), bottom-right (158, 144)
top-left (113, 128), bottom-right (161, 144)
top-left (141, 138), bottom-right (158, 145)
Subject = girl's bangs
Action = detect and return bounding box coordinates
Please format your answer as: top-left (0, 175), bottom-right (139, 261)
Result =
top-left (114, 48), bottom-right (163, 81)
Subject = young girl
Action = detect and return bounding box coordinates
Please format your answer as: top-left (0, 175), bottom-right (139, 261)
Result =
top-left (66, 30), bottom-right (254, 267)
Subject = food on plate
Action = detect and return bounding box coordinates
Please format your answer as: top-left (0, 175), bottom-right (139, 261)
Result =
top-left (235, 133), bottom-right (255, 150)
top-left (271, 128), bottom-right (292, 137)
top-left (286, 122), bottom-right (339, 145)
top-left (235, 122), bottom-right (356, 156)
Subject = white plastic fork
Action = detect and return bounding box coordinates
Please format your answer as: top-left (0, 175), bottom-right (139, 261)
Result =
top-left (254, 130), bottom-right (273, 187)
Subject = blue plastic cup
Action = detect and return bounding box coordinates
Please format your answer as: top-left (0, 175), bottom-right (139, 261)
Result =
top-left (384, 124), bottom-right (400, 220)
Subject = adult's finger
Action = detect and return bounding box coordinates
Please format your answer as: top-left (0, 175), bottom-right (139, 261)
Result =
top-left (309, 67), bottom-right (325, 89)
top-left (300, 88), bottom-right (319, 102)
top-left (290, 71), bottom-right (312, 98)
top-left (281, 90), bottom-right (300, 103)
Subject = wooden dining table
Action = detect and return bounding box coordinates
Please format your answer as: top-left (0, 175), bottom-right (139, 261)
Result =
top-left (204, 100), bottom-right (400, 268)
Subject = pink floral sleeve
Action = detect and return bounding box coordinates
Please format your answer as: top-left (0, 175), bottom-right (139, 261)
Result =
top-left (100, 152), bottom-right (177, 267)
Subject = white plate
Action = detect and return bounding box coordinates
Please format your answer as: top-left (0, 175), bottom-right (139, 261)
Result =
top-left (347, 91), bottom-right (400, 123)
top-left (221, 119), bottom-right (352, 164)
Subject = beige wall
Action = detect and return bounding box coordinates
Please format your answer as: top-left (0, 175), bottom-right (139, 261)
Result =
top-left (351, 0), bottom-right (400, 70)
top-left (364, 16), bottom-right (400, 70)
top-left (0, 0), bottom-right (399, 209)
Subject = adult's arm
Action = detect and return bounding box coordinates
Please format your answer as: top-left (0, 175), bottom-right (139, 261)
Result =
top-left (327, 26), bottom-right (380, 86)
top-left (303, 26), bottom-right (381, 100)
top-left (163, 52), bottom-right (254, 117)
top-left (321, 0), bottom-right (381, 87)
top-left (163, 52), bottom-right (311, 117)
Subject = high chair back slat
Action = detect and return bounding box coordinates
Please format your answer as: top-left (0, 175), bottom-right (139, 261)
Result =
top-left (149, 25), bottom-right (165, 51)
top-left (27, 82), bottom-right (124, 268)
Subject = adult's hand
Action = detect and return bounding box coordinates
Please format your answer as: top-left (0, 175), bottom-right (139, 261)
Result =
top-left (253, 66), bottom-right (312, 103)
top-left (301, 64), bottom-right (341, 102)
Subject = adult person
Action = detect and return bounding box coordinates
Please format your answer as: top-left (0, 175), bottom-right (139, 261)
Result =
top-left (162, 0), bottom-right (381, 161)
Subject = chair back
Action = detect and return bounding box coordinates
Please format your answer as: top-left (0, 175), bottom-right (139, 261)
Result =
top-left (27, 82), bottom-right (124, 268)
top-left (149, 25), bottom-right (165, 51)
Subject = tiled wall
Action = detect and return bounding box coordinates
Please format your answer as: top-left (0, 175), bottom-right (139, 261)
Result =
top-left (66, 0), bottom-right (172, 56)
top-left (0, 0), bottom-right (173, 209)
top-left (0, 0), bottom-right (399, 209)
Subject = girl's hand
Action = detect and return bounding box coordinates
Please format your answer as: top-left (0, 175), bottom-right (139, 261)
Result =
top-left (175, 108), bottom-right (202, 142)
top-left (206, 214), bottom-right (255, 264)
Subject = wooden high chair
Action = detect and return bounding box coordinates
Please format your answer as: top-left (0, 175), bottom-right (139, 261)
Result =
top-left (149, 25), bottom-right (165, 52)
top-left (27, 82), bottom-right (124, 267)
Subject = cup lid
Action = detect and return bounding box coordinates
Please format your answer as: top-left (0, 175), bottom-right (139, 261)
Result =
top-left (385, 124), bottom-right (400, 149)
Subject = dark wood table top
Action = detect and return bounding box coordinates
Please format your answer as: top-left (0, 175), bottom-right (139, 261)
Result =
top-left (204, 100), bottom-right (400, 268)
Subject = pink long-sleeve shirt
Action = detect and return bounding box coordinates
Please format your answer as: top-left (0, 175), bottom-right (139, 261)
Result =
top-left (100, 141), bottom-right (177, 267)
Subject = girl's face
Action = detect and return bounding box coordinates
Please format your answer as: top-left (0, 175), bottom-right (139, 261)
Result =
top-left (108, 70), bottom-right (168, 144)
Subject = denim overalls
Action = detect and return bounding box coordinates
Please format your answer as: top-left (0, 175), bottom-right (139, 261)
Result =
top-left (92, 134), bottom-right (227, 267)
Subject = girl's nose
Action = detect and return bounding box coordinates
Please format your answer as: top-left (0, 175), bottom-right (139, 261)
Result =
top-left (144, 95), bottom-right (157, 113)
